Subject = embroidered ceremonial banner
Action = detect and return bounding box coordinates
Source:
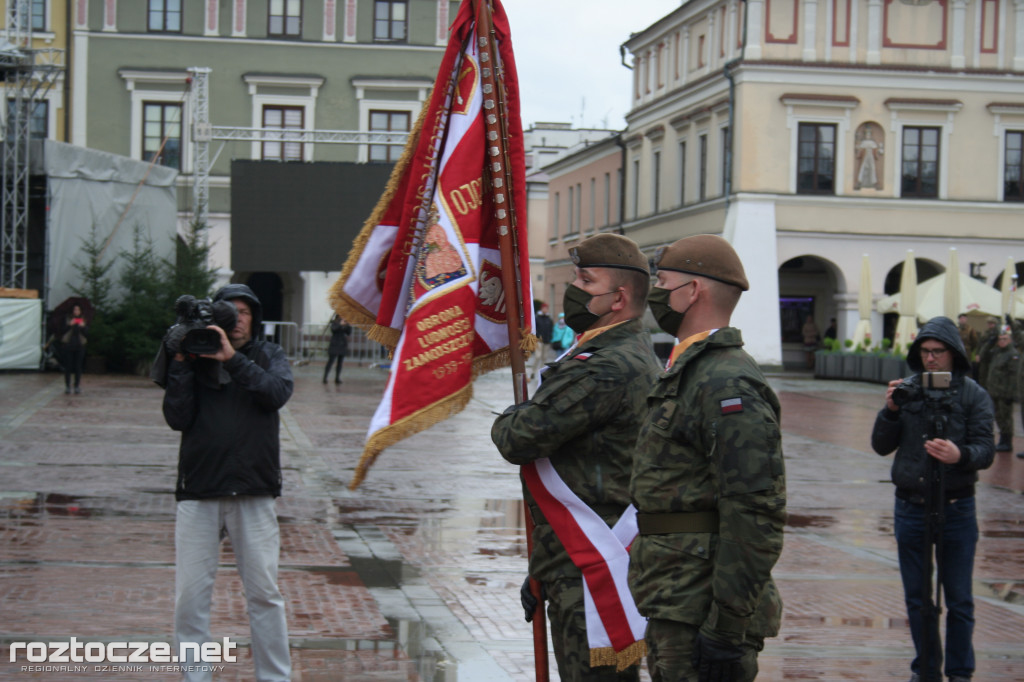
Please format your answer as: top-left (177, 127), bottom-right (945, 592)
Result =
top-left (328, 0), bottom-right (530, 489)
top-left (522, 458), bottom-right (647, 670)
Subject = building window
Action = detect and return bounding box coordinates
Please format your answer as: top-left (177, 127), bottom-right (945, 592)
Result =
top-left (142, 102), bottom-right (182, 169)
top-left (553, 192), bottom-right (560, 238)
top-left (720, 126), bottom-right (731, 194)
top-left (797, 123), bottom-right (836, 195)
top-left (652, 150), bottom-right (661, 213)
top-left (678, 140), bottom-right (686, 206)
top-left (901, 126), bottom-right (940, 198)
top-left (262, 105), bottom-right (304, 161)
top-left (575, 182), bottom-right (582, 232)
top-left (589, 178), bottom-right (596, 231)
top-left (31, 0), bottom-right (46, 31)
top-left (567, 185), bottom-right (575, 234)
top-left (699, 134), bottom-right (708, 201)
top-left (148, 0), bottom-right (182, 33)
top-left (1005, 131), bottom-right (1023, 202)
top-left (632, 158), bottom-right (640, 218)
top-left (269, 0), bottom-right (301, 38)
top-left (6, 99), bottom-right (48, 139)
top-left (368, 110), bottom-right (409, 163)
top-left (374, 0), bottom-right (407, 42)
top-left (603, 172), bottom-right (611, 226)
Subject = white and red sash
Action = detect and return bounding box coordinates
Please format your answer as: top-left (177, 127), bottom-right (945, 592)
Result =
top-left (522, 458), bottom-right (647, 670)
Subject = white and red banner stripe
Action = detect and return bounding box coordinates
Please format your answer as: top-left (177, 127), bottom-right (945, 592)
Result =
top-left (522, 458), bottom-right (647, 669)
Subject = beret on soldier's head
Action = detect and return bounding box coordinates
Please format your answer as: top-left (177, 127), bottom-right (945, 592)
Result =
top-left (568, 233), bottom-right (650, 275)
top-left (653, 234), bottom-right (750, 291)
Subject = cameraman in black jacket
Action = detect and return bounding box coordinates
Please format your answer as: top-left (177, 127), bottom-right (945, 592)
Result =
top-left (871, 316), bottom-right (994, 682)
top-left (162, 283), bottom-right (293, 682)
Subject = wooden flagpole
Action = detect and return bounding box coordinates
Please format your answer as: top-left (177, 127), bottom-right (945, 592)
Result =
top-left (475, 2), bottom-right (549, 680)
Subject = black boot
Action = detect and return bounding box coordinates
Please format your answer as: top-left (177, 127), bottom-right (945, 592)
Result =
top-left (996, 433), bottom-right (1013, 452)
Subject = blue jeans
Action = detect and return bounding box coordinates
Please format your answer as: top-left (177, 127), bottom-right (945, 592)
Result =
top-left (894, 495), bottom-right (977, 680)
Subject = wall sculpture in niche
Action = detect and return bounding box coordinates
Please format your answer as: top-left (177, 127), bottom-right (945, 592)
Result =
top-left (854, 122), bottom-right (885, 190)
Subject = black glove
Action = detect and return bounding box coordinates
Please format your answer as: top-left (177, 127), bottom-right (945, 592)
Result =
top-left (164, 324), bottom-right (189, 355)
top-left (692, 631), bottom-right (743, 682)
top-left (520, 576), bottom-right (545, 623)
top-left (1006, 314), bottom-right (1013, 327)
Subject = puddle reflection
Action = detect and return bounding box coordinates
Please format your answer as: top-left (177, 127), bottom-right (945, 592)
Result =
top-left (0, 492), bottom-right (91, 518)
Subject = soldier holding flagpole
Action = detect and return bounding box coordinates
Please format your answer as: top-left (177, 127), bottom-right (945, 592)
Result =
top-left (492, 233), bottom-right (661, 681)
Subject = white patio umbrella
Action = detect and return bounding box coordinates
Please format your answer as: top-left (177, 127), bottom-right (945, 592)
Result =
top-left (850, 254), bottom-right (872, 349)
top-left (1001, 256), bottom-right (1017, 318)
top-left (943, 248), bottom-right (960, 320)
top-left (877, 272), bottom-right (1003, 323)
top-left (892, 250), bottom-right (918, 353)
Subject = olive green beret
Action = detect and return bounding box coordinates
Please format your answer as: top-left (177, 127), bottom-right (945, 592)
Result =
top-left (568, 233), bottom-right (650, 275)
top-left (653, 234), bottom-right (750, 291)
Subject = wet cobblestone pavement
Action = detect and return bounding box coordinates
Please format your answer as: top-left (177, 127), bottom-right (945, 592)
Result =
top-left (1, 364), bottom-right (1023, 681)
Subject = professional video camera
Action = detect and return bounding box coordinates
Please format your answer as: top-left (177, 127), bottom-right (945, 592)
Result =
top-left (891, 371), bottom-right (953, 407)
top-left (165, 295), bottom-right (238, 356)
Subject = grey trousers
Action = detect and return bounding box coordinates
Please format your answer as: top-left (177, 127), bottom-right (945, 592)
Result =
top-left (175, 497), bottom-right (291, 682)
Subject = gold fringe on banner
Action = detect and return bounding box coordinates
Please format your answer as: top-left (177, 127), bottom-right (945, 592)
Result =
top-left (519, 330), bottom-right (538, 355)
top-left (589, 639), bottom-right (647, 672)
top-left (348, 383), bottom-right (473, 490)
top-left (327, 97), bottom-right (433, 350)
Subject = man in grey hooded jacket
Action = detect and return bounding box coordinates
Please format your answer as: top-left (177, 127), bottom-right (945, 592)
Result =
top-left (871, 316), bottom-right (995, 682)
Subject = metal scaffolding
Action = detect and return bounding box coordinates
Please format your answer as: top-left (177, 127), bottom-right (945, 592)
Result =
top-left (0, 0), bottom-right (64, 290)
top-left (186, 65), bottom-right (410, 228)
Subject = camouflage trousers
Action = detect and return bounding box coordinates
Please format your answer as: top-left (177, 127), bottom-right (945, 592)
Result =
top-left (994, 397), bottom-right (1014, 437)
top-left (645, 618), bottom-right (763, 682)
top-left (545, 578), bottom-right (641, 682)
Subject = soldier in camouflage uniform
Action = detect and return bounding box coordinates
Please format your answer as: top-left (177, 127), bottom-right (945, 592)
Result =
top-left (491, 233), bottom-right (661, 682)
top-left (976, 316), bottom-right (1000, 389)
top-left (985, 327), bottom-right (1019, 452)
top-left (628, 234), bottom-right (786, 682)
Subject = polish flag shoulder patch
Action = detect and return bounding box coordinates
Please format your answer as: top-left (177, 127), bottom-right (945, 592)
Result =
top-left (720, 397), bottom-right (744, 414)
top-left (573, 353), bottom-right (594, 361)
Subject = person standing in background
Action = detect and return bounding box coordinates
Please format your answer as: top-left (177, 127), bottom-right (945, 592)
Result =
top-left (324, 313), bottom-right (352, 385)
top-left (60, 304), bottom-right (88, 394)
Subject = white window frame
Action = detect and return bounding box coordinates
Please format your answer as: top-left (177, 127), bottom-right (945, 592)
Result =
top-left (245, 74), bottom-right (324, 162)
top-left (0, 80), bottom-right (62, 142)
top-left (781, 96), bottom-right (857, 195)
top-left (887, 100), bottom-right (961, 200)
top-left (353, 78), bottom-right (430, 163)
top-left (29, 0), bottom-right (53, 35)
top-left (120, 69), bottom-right (192, 172)
top-left (989, 105), bottom-right (1024, 202)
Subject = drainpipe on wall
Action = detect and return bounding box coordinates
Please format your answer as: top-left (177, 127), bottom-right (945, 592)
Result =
top-left (723, 0), bottom-right (749, 211)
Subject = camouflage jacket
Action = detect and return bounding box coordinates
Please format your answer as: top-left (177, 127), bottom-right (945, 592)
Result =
top-left (491, 318), bottom-right (661, 583)
top-left (985, 342), bottom-right (1019, 399)
top-left (628, 327), bottom-right (786, 645)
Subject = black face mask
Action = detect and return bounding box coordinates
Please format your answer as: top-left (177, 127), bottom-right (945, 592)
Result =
top-left (562, 284), bottom-right (618, 334)
top-left (647, 281), bottom-right (693, 336)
